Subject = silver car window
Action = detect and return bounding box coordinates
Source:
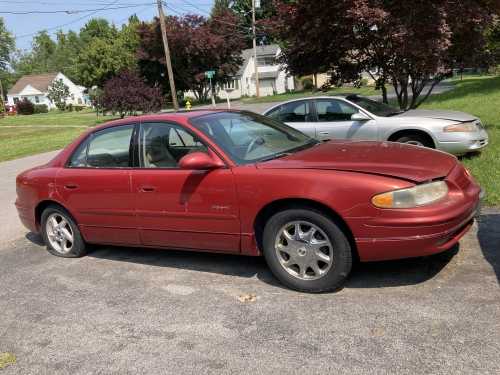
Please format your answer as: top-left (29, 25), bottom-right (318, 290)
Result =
top-left (276, 101), bottom-right (313, 123)
top-left (315, 99), bottom-right (358, 122)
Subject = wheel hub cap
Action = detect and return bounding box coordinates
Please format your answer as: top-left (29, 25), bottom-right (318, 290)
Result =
top-left (275, 221), bottom-right (334, 281)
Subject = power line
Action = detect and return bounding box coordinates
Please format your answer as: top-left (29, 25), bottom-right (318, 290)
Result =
top-left (14, 0), bottom-right (121, 40)
top-left (0, 3), bottom-right (154, 15)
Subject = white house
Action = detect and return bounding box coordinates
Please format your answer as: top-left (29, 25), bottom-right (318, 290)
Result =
top-left (7, 72), bottom-right (90, 109)
top-left (185, 44), bottom-right (295, 101)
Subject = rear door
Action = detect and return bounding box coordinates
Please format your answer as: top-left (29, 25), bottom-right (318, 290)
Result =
top-left (266, 100), bottom-right (316, 138)
top-left (56, 124), bottom-right (140, 245)
top-left (313, 99), bottom-right (377, 141)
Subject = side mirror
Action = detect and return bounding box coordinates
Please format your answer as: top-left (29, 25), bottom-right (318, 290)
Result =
top-left (351, 112), bottom-right (371, 121)
top-left (179, 152), bottom-right (223, 170)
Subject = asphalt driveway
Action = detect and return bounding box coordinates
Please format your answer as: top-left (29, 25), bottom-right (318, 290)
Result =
top-left (0, 210), bottom-right (499, 374)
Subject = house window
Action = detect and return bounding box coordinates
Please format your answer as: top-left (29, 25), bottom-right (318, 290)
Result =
top-left (78, 98), bottom-right (82, 104)
top-left (223, 79), bottom-right (239, 90)
top-left (257, 55), bottom-right (276, 66)
top-left (35, 96), bottom-right (40, 103)
top-left (13, 97), bottom-right (19, 104)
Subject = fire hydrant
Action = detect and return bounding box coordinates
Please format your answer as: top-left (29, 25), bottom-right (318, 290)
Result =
top-left (185, 99), bottom-right (192, 111)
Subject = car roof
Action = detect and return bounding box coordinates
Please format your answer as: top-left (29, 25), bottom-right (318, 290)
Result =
top-left (263, 94), bottom-right (361, 113)
top-left (91, 109), bottom-right (239, 131)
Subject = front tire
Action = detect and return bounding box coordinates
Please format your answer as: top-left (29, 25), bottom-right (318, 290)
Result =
top-left (41, 205), bottom-right (87, 258)
top-left (395, 134), bottom-right (434, 148)
top-left (262, 209), bottom-right (352, 293)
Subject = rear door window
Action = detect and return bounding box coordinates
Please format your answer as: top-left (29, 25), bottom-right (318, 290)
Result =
top-left (68, 125), bottom-right (134, 168)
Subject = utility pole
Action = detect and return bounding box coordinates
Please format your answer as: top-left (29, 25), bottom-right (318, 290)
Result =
top-left (252, 0), bottom-right (260, 98)
top-left (156, 0), bottom-right (179, 111)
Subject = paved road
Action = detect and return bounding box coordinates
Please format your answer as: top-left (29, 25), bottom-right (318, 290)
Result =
top-left (0, 151), bottom-right (58, 248)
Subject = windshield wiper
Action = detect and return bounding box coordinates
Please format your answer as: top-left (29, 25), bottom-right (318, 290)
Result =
top-left (258, 152), bottom-right (292, 163)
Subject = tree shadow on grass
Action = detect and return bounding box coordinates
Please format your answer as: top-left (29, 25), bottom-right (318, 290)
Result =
top-left (425, 76), bottom-right (500, 105)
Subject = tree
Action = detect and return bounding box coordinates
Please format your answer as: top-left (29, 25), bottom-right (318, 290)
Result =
top-left (273, 0), bottom-right (497, 110)
top-left (47, 79), bottom-right (70, 110)
top-left (211, 0), bottom-right (277, 47)
top-left (0, 17), bottom-right (14, 71)
top-left (137, 12), bottom-right (245, 101)
top-left (102, 70), bottom-right (163, 117)
top-left (0, 17), bottom-right (15, 104)
top-left (75, 18), bottom-right (139, 88)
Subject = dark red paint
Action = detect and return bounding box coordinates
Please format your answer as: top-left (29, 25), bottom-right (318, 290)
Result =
top-left (15, 111), bottom-right (481, 262)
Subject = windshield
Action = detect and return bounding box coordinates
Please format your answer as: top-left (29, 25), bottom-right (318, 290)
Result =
top-left (190, 111), bottom-right (317, 164)
top-left (347, 96), bottom-right (402, 117)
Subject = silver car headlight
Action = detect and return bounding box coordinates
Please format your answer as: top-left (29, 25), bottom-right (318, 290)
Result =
top-left (443, 122), bottom-right (478, 132)
top-left (372, 181), bottom-right (448, 209)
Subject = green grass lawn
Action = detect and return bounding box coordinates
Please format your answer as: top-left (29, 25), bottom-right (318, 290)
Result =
top-left (0, 110), bottom-right (118, 162)
top-left (242, 85), bottom-right (379, 104)
top-left (420, 76), bottom-right (500, 206)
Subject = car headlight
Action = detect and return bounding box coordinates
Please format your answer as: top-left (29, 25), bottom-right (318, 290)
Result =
top-left (443, 122), bottom-right (478, 132)
top-left (371, 181), bottom-right (448, 209)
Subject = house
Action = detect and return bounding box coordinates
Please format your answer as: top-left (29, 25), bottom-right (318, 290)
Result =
top-left (7, 72), bottom-right (90, 109)
top-left (185, 44), bottom-right (295, 101)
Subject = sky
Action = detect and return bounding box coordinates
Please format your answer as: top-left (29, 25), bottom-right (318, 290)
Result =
top-left (1, 0), bottom-right (214, 51)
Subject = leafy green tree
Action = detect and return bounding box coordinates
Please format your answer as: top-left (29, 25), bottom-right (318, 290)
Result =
top-left (47, 79), bottom-right (70, 110)
top-left (0, 17), bottom-right (14, 71)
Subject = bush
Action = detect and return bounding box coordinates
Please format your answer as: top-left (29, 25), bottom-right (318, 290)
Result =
top-left (102, 70), bottom-right (163, 117)
top-left (66, 103), bottom-right (73, 112)
top-left (33, 104), bottom-right (49, 114)
top-left (16, 98), bottom-right (35, 115)
top-left (302, 78), bottom-right (314, 90)
top-left (73, 105), bottom-right (85, 112)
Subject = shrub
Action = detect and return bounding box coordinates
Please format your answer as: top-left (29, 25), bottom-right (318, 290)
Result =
top-left (302, 78), bottom-right (314, 90)
top-left (33, 104), bottom-right (49, 114)
top-left (16, 98), bottom-right (35, 115)
top-left (74, 105), bottom-right (85, 112)
top-left (66, 103), bottom-right (73, 112)
top-left (102, 70), bottom-right (163, 118)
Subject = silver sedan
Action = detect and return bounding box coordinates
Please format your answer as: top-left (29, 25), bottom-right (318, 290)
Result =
top-left (262, 95), bottom-right (489, 155)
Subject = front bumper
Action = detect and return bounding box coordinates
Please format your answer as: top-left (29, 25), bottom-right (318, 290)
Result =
top-left (352, 165), bottom-right (483, 261)
top-left (436, 129), bottom-right (489, 155)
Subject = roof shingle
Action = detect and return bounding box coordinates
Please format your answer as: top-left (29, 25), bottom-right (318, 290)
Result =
top-left (7, 73), bottom-right (58, 95)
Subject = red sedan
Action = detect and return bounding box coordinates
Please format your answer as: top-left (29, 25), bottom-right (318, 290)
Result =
top-left (15, 110), bottom-right (482, 292)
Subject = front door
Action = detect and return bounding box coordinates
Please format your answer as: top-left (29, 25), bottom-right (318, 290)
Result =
top-left (131, 121), bottom-right (240, 252)
top-left (313, 99), bottom-right (377, 141)
top-left (56, 124), bottom-right (140, 245)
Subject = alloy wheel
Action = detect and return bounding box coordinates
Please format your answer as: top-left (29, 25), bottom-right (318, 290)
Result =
top-left (274, 221), bottom-right (333, 280)
top-left (45, 213), bottom-right (74, 254)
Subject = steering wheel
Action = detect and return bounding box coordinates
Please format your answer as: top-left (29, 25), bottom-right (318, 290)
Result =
top-left (246, 137), bottom-right (265, 157)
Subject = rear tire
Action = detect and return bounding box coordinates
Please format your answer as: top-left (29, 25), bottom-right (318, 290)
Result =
top-left (395, 134), bottom-right (434, 148)
top-left (41, 205), bottom-right (87, 258)
top-left (262, 209), bottom-right (352, 293)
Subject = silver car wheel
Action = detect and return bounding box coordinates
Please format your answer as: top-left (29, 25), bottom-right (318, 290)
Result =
top-left (274, 221), bottom-right (333, 281)
top-left (45, 213), bottom-right (74, 254)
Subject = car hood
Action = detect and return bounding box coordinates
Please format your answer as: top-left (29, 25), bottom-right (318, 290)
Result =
top-left (395, 109), bottom-right (477, 122)
top-left (257, 141), bottom-right (457, 183)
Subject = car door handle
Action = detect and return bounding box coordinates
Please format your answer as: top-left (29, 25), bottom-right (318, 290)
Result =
top-left (139, 186), bottom-right (156, 193)
top-left (64, 184), bottom-right (79, 190)
top-left (318, 131), bottom-right (330, 135)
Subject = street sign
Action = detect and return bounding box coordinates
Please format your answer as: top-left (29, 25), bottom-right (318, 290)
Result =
top-left (205, 70), bottom-right (215, 79)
